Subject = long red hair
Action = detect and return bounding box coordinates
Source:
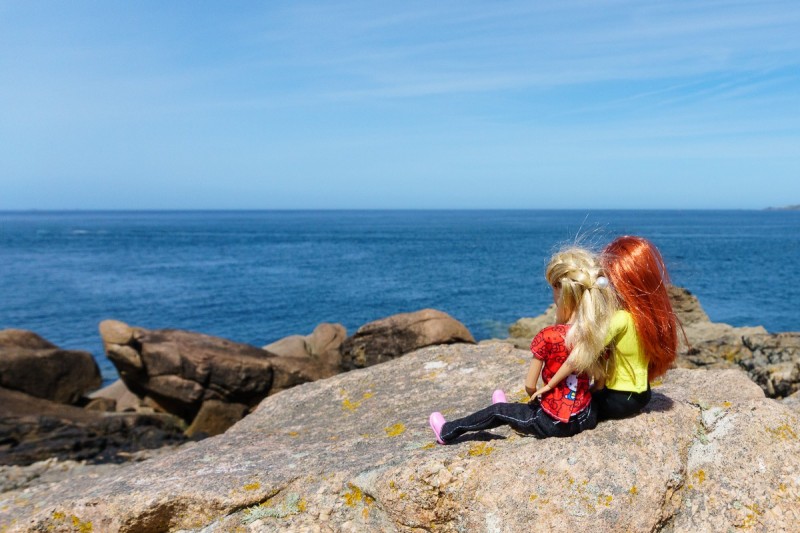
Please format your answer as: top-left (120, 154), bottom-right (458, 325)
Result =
top-left (602, 236), bottom-right (679, 379)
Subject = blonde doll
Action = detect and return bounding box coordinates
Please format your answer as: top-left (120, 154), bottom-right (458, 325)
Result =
top-left (429, 247), bottom-right (615, 443)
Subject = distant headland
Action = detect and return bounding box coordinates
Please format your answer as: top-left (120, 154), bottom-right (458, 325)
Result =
top-left (765, 204), bottom-right (800, 211)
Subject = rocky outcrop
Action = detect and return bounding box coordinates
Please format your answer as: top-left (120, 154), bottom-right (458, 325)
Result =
top-left (739, 332), bottom-right (800, 397)
top-left (1, 343), bottom-right (798, 532)
top-left (99, 320), bottom-right (277, 431)
top-left (0, 329), bottom-right (100, 404)
top-left (0, 386), bottom-right (186, 466)
top-left (341, 309), bottom-right (475, 370)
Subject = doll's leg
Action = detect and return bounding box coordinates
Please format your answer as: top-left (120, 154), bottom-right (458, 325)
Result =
top-left (439, 402), bottom-right (536, 443)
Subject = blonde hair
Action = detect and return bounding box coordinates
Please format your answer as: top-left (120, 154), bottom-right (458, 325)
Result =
top-left (545, 247), bottom-right (617, 381)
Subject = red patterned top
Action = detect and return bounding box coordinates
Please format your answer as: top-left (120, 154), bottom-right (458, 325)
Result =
top-left (530, 324), bottom-right (592, 422)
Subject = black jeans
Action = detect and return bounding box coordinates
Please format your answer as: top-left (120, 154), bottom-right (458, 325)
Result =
top-left (593, 386), bottom-right (651, 421)
top-left (439, 401), bottom-right (597, 443)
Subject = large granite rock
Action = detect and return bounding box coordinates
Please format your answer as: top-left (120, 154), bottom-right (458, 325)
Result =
top-left (2, 343), bottom-right (798, 532)
top-left (341, 309), bottom-right (475, 370)
top-left (100, 320), bottom-right (277, 424)
top-left (0, 329), bottom-right (101, 404)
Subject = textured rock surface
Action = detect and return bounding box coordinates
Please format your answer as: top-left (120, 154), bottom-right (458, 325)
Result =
top-left (2, 343), bottom-right (798, 532)
top-left (341, 309), bottom-right (475, 370)
top-left (0, 387), bottom-right (187, 466)
top-left (0, 329), bottom-right (101, 404)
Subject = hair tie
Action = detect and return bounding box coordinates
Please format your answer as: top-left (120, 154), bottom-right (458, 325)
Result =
top-left (595, 276), bottom-right (609, 289)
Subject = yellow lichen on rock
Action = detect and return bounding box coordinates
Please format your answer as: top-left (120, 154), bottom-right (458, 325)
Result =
top-left (384, 423), bottom-right (406, 437)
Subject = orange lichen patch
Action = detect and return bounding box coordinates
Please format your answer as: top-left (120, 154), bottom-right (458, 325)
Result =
top-left (598, 495), bottom-right (613, 507)
top-left (287, 431), bottom-right (300, 437)
top-left (342, 484), bottom-right (375, 509)
top-left (629, 485), bottom-right (639, 495)
top-left (421, 443), bottom-right (436, 450)
top-left (529, 494), bottom-right (539, 502)
top-left (52, 511), bottom-right (66, 521)
top-left (467, 443), bottom-right (495, 457)
top-left (515, 358), bottom-right (528, 365)
top-left (766, 422), bottom-right (798, 440)
top-left (343, 485), bottom-right (364, 507)
top-left (297, 499), bottom-right (308, 513)
top-left (650, 378), bottom-right (664, 388)
top-left (243, 482), bottom-right (261, 491)
top-left (537, 468), bottom-right (546, 476)
top-left (384, 423), bottom-right (406, 437)
top-left (722, 401), bottom-right (732, 408)
top-left (362, 392), bottom-right (374, 400)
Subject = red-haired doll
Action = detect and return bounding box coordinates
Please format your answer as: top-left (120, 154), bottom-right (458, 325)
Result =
top-left (593, 235), bottom-right (680, 419)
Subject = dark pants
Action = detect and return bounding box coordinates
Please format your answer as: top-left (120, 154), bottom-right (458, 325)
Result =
top-left (593, 386), bottom-right (651, 421)
top-left (439, 401), bottom-right (598, 443)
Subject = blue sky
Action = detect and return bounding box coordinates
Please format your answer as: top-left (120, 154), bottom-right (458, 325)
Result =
top-left (1, 1), bottom-right (799, 209)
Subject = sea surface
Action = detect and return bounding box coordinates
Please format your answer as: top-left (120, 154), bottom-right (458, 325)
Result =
top-left (2, 210), bottom-right (799, 386)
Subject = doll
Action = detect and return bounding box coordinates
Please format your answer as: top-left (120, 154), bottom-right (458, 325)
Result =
top-left (429, 247), bottom-right (615, 443)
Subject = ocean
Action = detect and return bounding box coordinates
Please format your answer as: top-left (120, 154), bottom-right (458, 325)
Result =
top-left (1, 210), bottom-right (799, 386)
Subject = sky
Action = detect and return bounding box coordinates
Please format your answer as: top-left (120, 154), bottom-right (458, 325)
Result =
top-left (1, 0), bottom-right (799, 210)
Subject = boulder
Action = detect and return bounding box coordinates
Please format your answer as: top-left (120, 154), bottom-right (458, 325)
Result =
top-left (99, 320), bottom-right (276, 424)
top-left (263, 322), bottom-right (347, 383)
top-left (341, 309), bottom-right (475, 370)
top-left (739, 332), bottom-right (800, 397)
top-left (0, 329), bottom-right (101, 404)
top-left (0, 386), bottom-right (186, 467)
top-left (667, 285), bottom-right (710, 326)
top-left (506, 304), bottom-right (556, 348)
top-left (1, 343), bottom-right (798, 532)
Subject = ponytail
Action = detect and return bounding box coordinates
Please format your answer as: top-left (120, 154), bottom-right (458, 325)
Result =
top-left (545, 248), bottom-right (617, 381)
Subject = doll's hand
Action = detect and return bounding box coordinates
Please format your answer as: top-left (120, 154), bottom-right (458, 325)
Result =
top-left (529, 384), bottom-right (551, 402)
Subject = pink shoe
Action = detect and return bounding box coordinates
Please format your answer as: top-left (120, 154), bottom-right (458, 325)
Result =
top-left (429, 412), bottom-right (446, 444)
top-left (492, 389), bottom-right (507, 404)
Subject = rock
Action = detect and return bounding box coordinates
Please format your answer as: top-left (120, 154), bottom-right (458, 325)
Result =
top-left (100, 321), bottom-right (276, 424)
top-left (0, 386), bottom-right (187, 467)
top-left (185, 400), bottom-right (249, 438)
top-left (83, 398), bottom-right (117, 412)
top-left (2, 343), bottom-right (797, 532)
top-left (506, 304), bottom-right (556, 348)
top-left (89, 379), bottom-right (145, 413)
top-left (679, 322), bottom-right (768, 369)
top-left (0, 329), bottom-right (101, 404)
top-left (263, 322), bottom-right (347, 381)
top-left (739, 333), bottom-right (800, 397)
top-left (667, 285), bottom-right (710, 326)
top-left (340, 309), bottom-right (475, 370)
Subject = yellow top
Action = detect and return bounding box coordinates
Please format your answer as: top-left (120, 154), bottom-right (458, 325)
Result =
top-left (604, 310), bottom-right (649, 393)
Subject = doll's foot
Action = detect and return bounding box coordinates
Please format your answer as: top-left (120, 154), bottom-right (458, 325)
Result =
top-left (429, 412), bottom-right (446, 444)
top-left (492, 389), bottom-right (507, 404)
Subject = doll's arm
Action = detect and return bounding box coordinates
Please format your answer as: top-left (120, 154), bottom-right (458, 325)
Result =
top-left (530, 359), bottom-right (577, 401)
top-left (524, 358), bottom-right (544, 397)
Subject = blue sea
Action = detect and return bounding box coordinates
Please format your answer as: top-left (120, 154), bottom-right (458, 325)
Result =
top-left (1, 210), bottom-right (799, 386)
